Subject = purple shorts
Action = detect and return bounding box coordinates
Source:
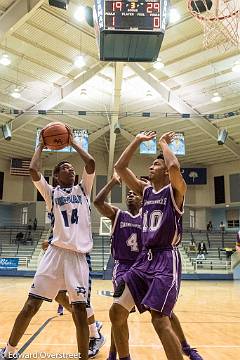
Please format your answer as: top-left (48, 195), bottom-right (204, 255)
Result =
top-left (123, 248), bottom-right (181, 316)
top-left (112, 261), bottom-right (133, 290)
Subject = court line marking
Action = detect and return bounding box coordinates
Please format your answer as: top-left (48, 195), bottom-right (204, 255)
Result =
top-left (1, 341), bottom-right (240, 349)
top-left (17, 316), bottom-right (58, 355)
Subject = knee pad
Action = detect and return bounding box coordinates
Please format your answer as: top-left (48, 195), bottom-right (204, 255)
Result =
top-left (113, 280), bottom-right (125, 298)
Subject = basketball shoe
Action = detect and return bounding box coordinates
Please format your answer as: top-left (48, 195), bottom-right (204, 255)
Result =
top-left (182, 344), bottom-right (203, 360)
top-left (57, 304), bottom-right (64, 316)
top-left (88, 332), bottom-right (106, 358)
top-left (0, 348), bottom-right (19, 359)
top-left (95, 320), bottom-right (103, 332)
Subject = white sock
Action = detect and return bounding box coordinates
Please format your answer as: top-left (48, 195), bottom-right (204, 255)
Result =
top-left (89, 323), bottom-right (100, 339)
top-left (4, 343), bottom-right (16, 357)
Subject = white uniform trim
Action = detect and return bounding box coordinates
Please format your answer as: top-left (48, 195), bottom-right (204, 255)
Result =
top-left (169, 184), bottom-right (184, 215)
top-left (33, 170), bottom-right (95, 253)
top-left (111, 209), bottom-right (121, 236)
top-left (29, 245), bottom-right (89, 304)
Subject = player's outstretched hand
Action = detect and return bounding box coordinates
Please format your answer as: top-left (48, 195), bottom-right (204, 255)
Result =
top-left (65, 125), bottom-right (74, 145)
top-left (159, 131), bottom-right (175, 145)
top-left (236, 244), bottom-right (240, 253)
top-left (136, 131), bottom-right (156, 142)
top-left (112, 170), bottom-right (121, 185)
top-left (38, 130), bottom-right (46, 149)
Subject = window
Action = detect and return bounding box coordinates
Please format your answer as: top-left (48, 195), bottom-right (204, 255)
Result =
top-left (22, 207), bottom-right (28, 225)
top-left (190, 210), bottom-right (195, 228)
top-left (226, 209), bottom-right (239, 228)
top-left (227, 220), bottom-right (239, 228)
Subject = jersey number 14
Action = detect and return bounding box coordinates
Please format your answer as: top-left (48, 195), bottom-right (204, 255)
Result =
top-left (61, 208), bottom-right (78, 227)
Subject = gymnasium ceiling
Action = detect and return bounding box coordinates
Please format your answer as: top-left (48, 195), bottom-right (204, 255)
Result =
top-left (0, 0), bottom-right (239, 175)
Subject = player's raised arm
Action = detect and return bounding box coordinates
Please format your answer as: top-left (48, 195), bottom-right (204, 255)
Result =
top-left (29, 138), bottom-right (44, 181)
top-left (236, 231), bottom-right (240, 253)
top-left (94, 171), bottom-right (120, 223)
top-left (159, 131), bottom-right (187, 208)
top-left (69, 128), bottom-right (95, 174)
top-left (114, 132), bottom-right (155, 195)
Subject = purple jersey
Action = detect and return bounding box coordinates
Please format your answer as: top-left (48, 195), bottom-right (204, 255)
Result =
top-left (111, 210), bottom-right (142, 263)
top-left (142, 184), bottom-right (183, 250)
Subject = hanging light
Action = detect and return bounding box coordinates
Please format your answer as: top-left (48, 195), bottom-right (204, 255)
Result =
top-left (153, 59), bottom-right (165, 70)
top-left (74, 55), bottom-right (85, 68)
top-left (169, 8), bottom-right (181, 23)
top-left (0, 54), bottom-right (11, 66)
top-left (232, 61), bottom-right (240, 73)
top-left (74, 6), bottom-right (86, 22)
top-left (80, 88), bottom-right (87, 96)
top-left (11, 88), bottom-right (21, 99)
top-left (146, 90), bottom-right (153, 99)
top-left (211, 92), bottom-right (222, 103)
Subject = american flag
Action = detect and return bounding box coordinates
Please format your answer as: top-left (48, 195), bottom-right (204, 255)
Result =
top-left (10, 158), bottom-right (31, 176)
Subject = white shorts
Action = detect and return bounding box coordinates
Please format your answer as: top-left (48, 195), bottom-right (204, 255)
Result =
top-left (29, 245), bottom-right (89, 304)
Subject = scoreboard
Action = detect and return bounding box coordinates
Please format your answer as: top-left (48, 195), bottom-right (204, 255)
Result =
top-left (94, 0), bottom-right (169, 61)
top-left (105, 1), bottom-right (162, 30)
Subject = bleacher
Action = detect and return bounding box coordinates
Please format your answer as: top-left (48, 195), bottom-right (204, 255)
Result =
top-left (91, 234), bottom-right (111, 272)
top-left (0, 227), bottom-right (45, 269)
top-left (181, 229), bottom-right (234, 273)
top-left (0, 224), bottom-right (235, 275)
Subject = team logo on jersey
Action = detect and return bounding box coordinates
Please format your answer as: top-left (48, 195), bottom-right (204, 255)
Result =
top-left (76, 286), bottom-right (86, 296)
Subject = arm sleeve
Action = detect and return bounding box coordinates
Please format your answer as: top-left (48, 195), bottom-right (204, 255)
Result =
top-left (33, 175), bottom-right (53, 212)
top-left (81, 167), bottom-right (95, 196)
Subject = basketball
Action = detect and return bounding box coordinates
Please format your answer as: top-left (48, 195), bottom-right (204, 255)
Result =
top-left (42, 122), bottom-right (70, 150)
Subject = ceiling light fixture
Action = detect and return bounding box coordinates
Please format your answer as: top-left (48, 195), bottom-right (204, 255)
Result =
top-left (74, 55), bottom-right (85, 68)
top-left (0, 54), bottom-right (11, 66)
top-left (74, 6), bottom-right (86, 22)
top-left (146, 90), bottom-right (153, 99)
top-left (211, 92), bottom-right (222, 103)
top-left (169, 8), bottom-right (181, 23)
top-left (11, 88), bottom-right (21, 99)
top-left (80, 88), bottom-right (87, 96)
top-left (232, 61), bottom-right (240, 73)
top-left (153, 59), bottom-right (165, 70)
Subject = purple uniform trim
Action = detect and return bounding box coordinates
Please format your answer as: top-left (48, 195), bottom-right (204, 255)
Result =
top-left (111, 210), bottom-right (142, 262)
top-left (124, 248), bottom-right (181, 316)
top-left (123, 184), bottom-right (184, 316)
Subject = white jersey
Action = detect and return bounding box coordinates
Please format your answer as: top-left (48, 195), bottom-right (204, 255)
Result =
top-left (33, 168), bottom-right (95, 253)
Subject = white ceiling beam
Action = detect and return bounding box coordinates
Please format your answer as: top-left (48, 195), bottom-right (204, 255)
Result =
top-left (130, 63), bottom-right (240, 158)
top-left (0, 0), bottom-right (45, 41)
top-left (120, 128), bottom-right (134, 142)
top-left (89, 125), bottom-right (109, 144)
top-left (107, 63), bottom-right (123, 180)
top-left (0, 62), bottom-right (109, 142)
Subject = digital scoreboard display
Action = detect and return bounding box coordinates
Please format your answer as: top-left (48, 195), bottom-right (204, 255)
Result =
top-left (105, 0), bottom-right (162, 31)
top-left (93, 0), bottom-right (169, 61)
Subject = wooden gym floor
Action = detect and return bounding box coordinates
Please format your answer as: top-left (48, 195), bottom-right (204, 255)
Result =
top-left (0, 278), bottom-right (239, 360)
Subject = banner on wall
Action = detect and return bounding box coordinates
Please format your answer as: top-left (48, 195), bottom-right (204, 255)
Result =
top-left (181, 168), bottom-right (207, 185)
top-left (0, 257), bottom-right (19, 270)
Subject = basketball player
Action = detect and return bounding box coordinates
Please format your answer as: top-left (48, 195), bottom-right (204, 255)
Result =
top-left (50, 165), bottom-right (105, 358)
top-left (94, 171), bottom-right (142, 360)
top-left (39, 239), bottom-right (105, 357)
top-left (0, 129), bottom-right (95, 360)
top-left (95, 171), bottom-right (203, 360)
top-left (110, 131), bottom-right (187, 360)
top-left (236, 230), bottom-right (240, 253)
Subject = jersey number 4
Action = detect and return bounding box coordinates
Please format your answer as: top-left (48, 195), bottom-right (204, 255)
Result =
top-left (61, 209), bottom-right (78, 227)
top-left (126, 233), bottom-right (139, 252)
